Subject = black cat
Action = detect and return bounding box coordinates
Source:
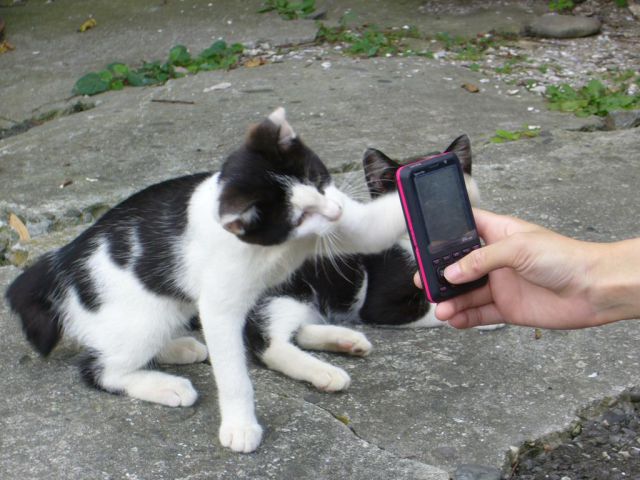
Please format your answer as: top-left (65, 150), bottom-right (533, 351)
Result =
top-left (244, 134), bottom-right (494, 392)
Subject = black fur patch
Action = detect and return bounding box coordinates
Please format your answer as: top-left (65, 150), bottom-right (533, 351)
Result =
top-left (218, 118), bottom-right (331, 246)
top-left (59, 173), bottom-right (210, 307)
top-left (359, 247), bottom-right (428, 325)
top-left (77, 351), bottom-right (125, 395)
top-left (5, 253), bottom-right (62, 356)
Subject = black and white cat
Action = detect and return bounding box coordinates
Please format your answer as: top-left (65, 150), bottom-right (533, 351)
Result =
top-left (245, 134), bottom-right (498, 391)
top-left (5, 108), bottom-right (407, 453)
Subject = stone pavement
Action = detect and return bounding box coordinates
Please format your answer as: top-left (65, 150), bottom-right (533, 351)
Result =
top-left (1, 1), bottom-right (639, 479)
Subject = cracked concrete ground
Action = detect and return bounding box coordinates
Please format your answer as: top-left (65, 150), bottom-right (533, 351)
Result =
top-left (1, 1), bottom-right (639, 478)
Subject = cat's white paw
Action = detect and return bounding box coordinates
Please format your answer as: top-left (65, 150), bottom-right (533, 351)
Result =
top-left (133, 376), bottom-right (198, 407)
top-left (219, 421), bottom-right (263, 453)
top-left (156, 337), bottom-right (208, 364)
top-left (311, 364), bottom-right (351, 392)
top-left (297, 325), bottom-right (372, 356)
top-left (335, 332), bottom-right (372, 357)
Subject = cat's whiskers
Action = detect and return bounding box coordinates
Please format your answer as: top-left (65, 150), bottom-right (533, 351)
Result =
top-left (335, 175), bottom-right (371, 203)
top-left (315, 229), bottom-right (358, 285)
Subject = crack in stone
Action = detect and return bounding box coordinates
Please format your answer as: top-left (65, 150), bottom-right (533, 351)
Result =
top-left (300, 396), bottom-right (425, 466)
top-left (0, 100), bottom-right (95, 141)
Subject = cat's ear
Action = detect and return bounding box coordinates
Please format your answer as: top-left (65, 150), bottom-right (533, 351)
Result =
top-left (443, 134), bottom-right (472, 175)
top-left (268, 107), bottom-right (297, 149)
top-left (362, 148), bottom-right (400, 198)
top-left (245, 107), bottom-right (298, 154)
top-left (218, 189), bottom-right (259, 237)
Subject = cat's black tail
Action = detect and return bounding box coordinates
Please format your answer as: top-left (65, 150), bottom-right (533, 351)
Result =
top-left (5, 253), bottom-right (62, 356)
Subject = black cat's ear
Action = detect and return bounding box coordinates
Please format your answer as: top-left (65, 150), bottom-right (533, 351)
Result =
top-left (218, 188), bottom-right (259, 236)
top-left (444, 134), bottom-right (472, 175)
top-left (268, 107), bottom-right (297, 150)
top-left (362, 148), bottom-right (401, 198)
top-left (245, 107), bottom-right (298, 155)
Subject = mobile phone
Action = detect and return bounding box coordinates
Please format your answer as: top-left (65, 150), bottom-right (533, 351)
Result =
top-left (396, 152), bottom-right (487, 303)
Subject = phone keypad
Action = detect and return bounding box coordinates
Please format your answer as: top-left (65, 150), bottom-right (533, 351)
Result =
top-left (433, 244), bottom-right (481, 292)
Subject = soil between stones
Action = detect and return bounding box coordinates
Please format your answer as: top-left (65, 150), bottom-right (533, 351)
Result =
top-left (510, 392), bottom-right (640, 479)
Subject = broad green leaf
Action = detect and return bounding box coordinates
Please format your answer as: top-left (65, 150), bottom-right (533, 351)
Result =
top-left (98, 70), bottom-right (113, 83)
top-left (200, 40), bottom-right (228, 59)
top-left (110, 79), bottom-right (124, 90)
top-left (169, 45), bottom-right (191, 66)
top-left (74, 72), bottom-right (110, 95)
top-left (107, 63), bottom-right (130, 77)
top-left (126, 71), bottom-right (146, 86)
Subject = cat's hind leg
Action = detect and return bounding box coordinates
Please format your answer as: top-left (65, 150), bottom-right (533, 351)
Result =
top-left (81, 352), bottom-right (198, 407)
top-left (295, 324), bottom-right (372, 357)
top-left (68, 292), bottom-right (198, 407)
top-left (257, 297), bottom-right (351, 391)
top-left (155, 336), bottom-right (208, 365)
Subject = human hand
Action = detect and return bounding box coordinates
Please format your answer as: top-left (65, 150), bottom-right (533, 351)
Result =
top-left (416, 209), bottom-right (638, 330)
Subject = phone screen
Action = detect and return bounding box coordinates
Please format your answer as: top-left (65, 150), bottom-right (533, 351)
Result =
top-left (413, 164), bottom-right (474, 253)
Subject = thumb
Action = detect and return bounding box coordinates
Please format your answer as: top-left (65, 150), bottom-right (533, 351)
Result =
top-left (444, 237), bottom-right (522, 284)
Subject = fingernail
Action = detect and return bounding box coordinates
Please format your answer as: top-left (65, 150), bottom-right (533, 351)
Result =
top-left (444, 263), bottom-right (462, 282)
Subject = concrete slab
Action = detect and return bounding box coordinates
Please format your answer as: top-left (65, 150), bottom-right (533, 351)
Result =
top-left (0, 265), bottom-right (447, 480)
top-left (1, 1), bottom-right (640, 478)
top-left (1, 53), bottom-right (597, 224)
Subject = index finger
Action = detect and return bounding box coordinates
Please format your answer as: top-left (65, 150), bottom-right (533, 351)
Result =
top-left (472, 208), bottom-right (544, 244)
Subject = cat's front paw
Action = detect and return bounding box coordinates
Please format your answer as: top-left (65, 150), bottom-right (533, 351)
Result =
top-left (336, 332), bottom-right (372, 357)
top-left (219, 421), bottom-right (263, 453)
top-left (311, 365), bottom-right (351, 392)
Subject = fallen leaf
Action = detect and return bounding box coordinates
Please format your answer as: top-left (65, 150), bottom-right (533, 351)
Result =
top-left (462, 82), bottom-right (480, 93)
top-left (78, 18), bottom-right (97, 33)
top-left (9, 213), bottom-right (31, 242)
top-left (0, 41), bottom-right (15, 55)
top-left (244, 57), bottom-right (267, 68)
top-left (534, 328), bottom-right (542, 340)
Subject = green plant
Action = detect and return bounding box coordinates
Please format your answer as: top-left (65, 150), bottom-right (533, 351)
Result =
top-left (258, 0), bottom-right (316, 20)
top-left (316, 23), bottom-right (416, 58)
top-left (546, 79), bottom-right (640, 117)
top-left (433, 32), bottom-right (510, 61)
top-left (490, 126), bottom-right (541, 143)
top-left (614, 0), bottom-right (628, 7)
top-left (74, 40), bottom-right (244, 96)
top-left (548, 0), bottom-right (575, 12)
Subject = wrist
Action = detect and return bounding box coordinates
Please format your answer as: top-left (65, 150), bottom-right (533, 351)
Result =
top-left (588, 238), bottom-right (640, 325)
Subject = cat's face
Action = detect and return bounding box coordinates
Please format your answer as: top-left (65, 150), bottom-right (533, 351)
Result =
top-left (362, 134), bottom-right (480, 206)
top-left (218, 108), bottom-right (342, 246)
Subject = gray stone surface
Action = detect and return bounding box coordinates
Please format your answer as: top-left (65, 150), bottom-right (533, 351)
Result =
top-left (454, 464), bottom-right (502, 480)
top-left (525, 13), bottom-right (602, 39)
top-left (1, 1), bottom-right (640, 479)
top-left (604, 109), bottom-right (640, 131)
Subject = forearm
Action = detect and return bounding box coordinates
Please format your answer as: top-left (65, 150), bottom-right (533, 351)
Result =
top-left (588, 238), bottom-right (640, 325)
top-left (332, 190), bottom-right (406, 255)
